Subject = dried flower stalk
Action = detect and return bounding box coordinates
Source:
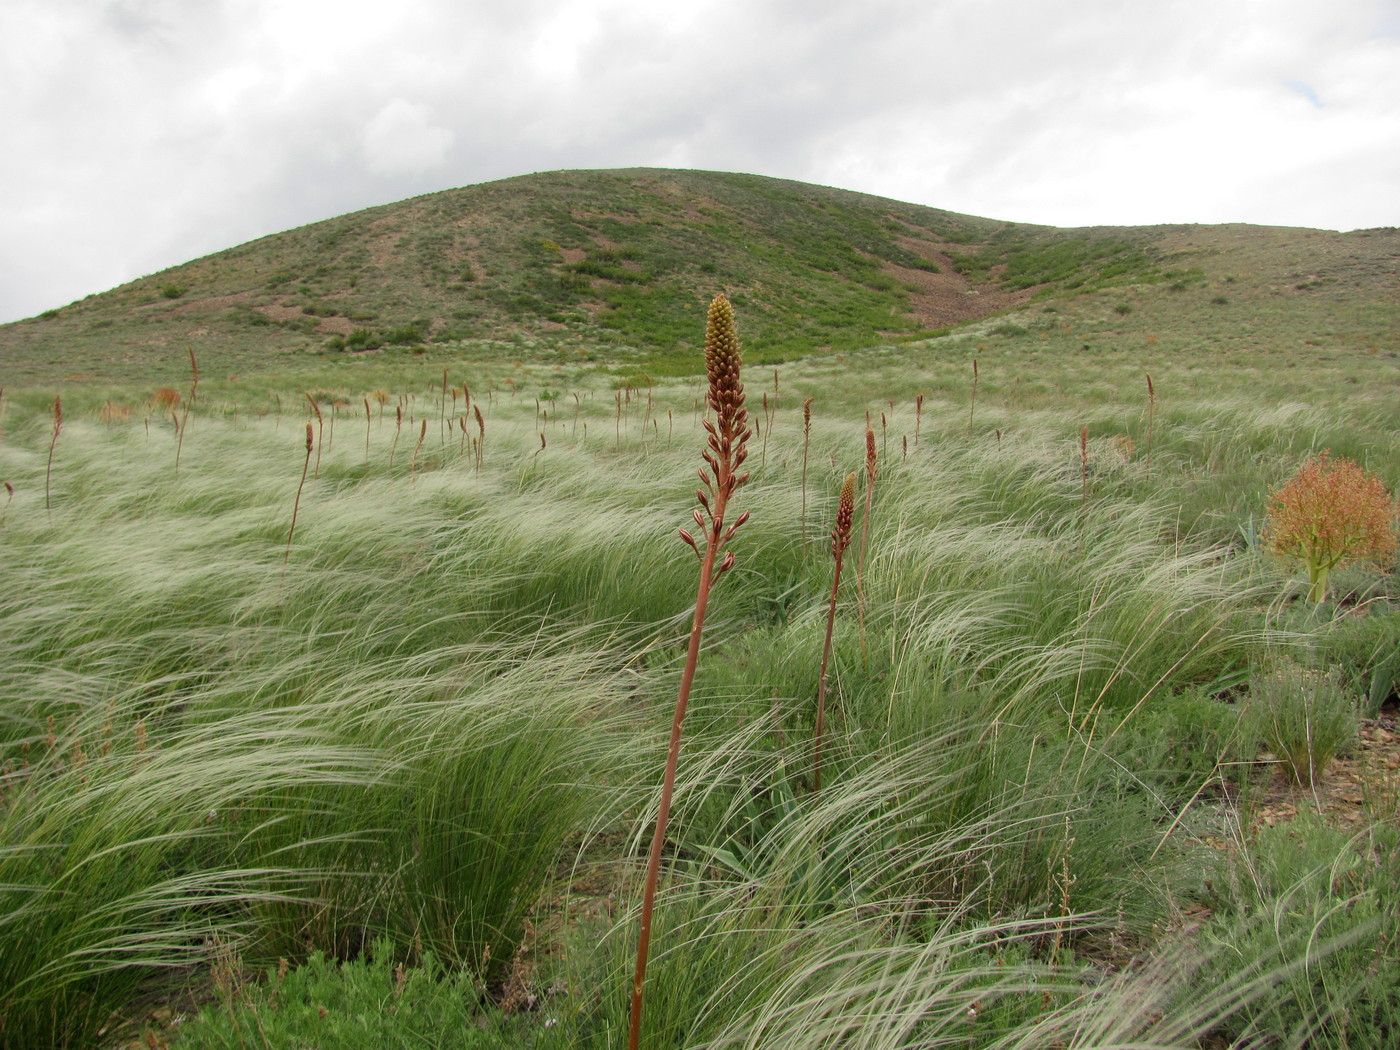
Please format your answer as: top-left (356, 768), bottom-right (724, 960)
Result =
top-left (1144, 372), bottom-right (1156, 470)
top-left (283, 423), bottom-right (314, 571)
top-left (629, 294), bottom-right (751, 1050)
top-left (814, 471), bottom-right (857, 792)
top-left (45, 395), bottom-right (61, 517)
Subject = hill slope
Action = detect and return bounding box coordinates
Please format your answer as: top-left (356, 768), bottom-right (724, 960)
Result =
top-left (1, 168), bottom-right (1397, 383)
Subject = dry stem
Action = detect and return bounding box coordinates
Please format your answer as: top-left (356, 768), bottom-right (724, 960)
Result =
top-left (629, 294), bottom-right (751, 1050)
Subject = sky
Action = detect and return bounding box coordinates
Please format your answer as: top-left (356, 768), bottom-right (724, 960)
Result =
top-left (2, 0), bottom-right (1398, 325)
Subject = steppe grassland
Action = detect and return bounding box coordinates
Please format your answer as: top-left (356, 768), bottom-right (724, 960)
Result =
top-left (2, 327), bottom-right (1399, 1049)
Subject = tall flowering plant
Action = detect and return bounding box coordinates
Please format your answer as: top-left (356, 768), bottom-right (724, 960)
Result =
top-left (629, 294), bottom-right (751, 1050)
top-left (1263, 450), bottom-right (1397, 603)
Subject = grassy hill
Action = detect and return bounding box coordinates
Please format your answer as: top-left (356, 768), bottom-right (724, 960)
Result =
top-left (5, 168), bottom-right (1394, 386)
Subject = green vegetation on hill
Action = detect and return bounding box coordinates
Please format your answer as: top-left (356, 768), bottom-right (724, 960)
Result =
top-left (10, 168), bottom-right (1393, 388)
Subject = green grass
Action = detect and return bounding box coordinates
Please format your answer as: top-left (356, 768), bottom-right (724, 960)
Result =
top-left (3, 320), bottom-right (1400, 1048)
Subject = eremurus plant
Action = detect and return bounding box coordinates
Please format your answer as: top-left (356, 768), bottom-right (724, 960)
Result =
top-left (814, 471), bottom-right (857, 793)
top-left (283, 422), bottom-right (314, 573)
top-left (628, 294), bottom-right (752, 1050)
top-left (45, 395), bottom-right (61, 518)
top-left (1263, 449), bottom-right (1398, 602)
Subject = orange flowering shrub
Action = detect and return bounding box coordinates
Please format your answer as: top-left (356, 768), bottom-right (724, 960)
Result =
top-left (1262, 450), bottom-right (1398, 602)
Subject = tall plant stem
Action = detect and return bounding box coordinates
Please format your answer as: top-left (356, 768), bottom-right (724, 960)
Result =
top-left (629, 536), bottom-right (719, 1049)
top-left (283, 423), bottom-right (313, 573)
top-left (305, 393), bottom-right (324, 478)
top-left (409, 418), bottom-right (428, 482)
top-left (814, 553), bottom-right (844, 793)
top-left (815, 471), bottom-right (856, 792)
top-left (175, 347), bottom-right (198, 477)
top-left (968, 358), bottom-right (978, 436)
top-left (364, 399), bottom-right (372, 466)
top-left (1145, 372), bottom-right (1156, 470)
top-left (629, 294), bottom-right (750, 1050)
top-left (45, 395), bottom-right (61, 518)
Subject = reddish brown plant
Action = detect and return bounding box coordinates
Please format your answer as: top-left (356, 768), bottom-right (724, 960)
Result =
top-left (814, 471), bottom-right (857, 792)
top-left (1263, 450), bottom-right (1398, 602)
top-left (45, 396), bottom-right (61, 517)
top-left (629, 294), bottom-right (751, 1050)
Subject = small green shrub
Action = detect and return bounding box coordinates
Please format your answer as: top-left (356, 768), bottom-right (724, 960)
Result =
top-left (169, 939), bottom-right (498, 1050)
top-left (345, 328), bottom-right (382, 351)
top-left (1114, 688), bottom-right (1256, 801)
top-left (1317, 608), bottom-right (1400, 715)
top-left (161, 284), bottom-right (188, 300)
top-left (384, 322), bottom-right (429, 346)
top-left (1245, 662), bottom-right (1357, 786)
top-left (1198, 818), bottom-right (1400, 1049)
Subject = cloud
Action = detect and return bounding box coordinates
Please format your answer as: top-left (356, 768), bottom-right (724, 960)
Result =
top-left (0, 0), bottom-right (1396, 323)
top-left (361, 99), bottom-right (455, 177)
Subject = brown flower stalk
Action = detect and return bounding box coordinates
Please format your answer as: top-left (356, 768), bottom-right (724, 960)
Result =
top-left (969, 358), bottom-right (979, 435)
top-left (283, 423), bottom-right (314, 571)
top-left (409, 418), bottom-right (428, 482)
top-left (474, 405), bottom-right (485, 472)
top-left (305, 393), bottom-right (324, 478)
top-left (629, 294), bottom-right (752, 1050)
top-left (814, 471), bottom-right (857, 793)
top-left (1144, 373), bottom-right (1156, 470)
top-left (175, 347), bottom-right (198, 476)
top-left (45, 395), bottom-right (61, 517)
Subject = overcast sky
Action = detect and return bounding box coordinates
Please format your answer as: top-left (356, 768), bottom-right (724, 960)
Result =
top-left (2, 0), bottom-right (1397, 325)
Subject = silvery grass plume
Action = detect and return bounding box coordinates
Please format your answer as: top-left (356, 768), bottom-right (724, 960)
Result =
top-left (630, 294), bottom-right (752, 1050)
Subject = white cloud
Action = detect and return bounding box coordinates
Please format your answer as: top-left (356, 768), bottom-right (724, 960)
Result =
top-left (0, 0), bottom-right (1396, 323)
top-left (361, 99), bottom-right (455, 177)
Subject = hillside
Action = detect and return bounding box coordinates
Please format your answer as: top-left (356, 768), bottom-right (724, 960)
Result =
top-left (1, 168), bottom-right (1397, 384)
